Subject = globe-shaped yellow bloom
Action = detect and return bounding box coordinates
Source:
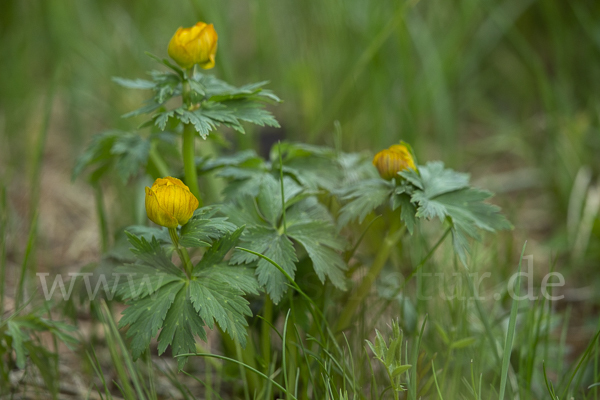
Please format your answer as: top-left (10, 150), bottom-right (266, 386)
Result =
top-left (372, 144), bottom-right (416, 180)
top-left (145, 177), bottom-right (199, 228)
top-left (168, 22), bottom-right (218, 69)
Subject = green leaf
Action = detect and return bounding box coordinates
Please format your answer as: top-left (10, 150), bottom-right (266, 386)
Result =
top-left (196, 265), bottom-right (260, 296)
top-left (193, 226), bottom-right (245, 272)
top-left (117, 225), bottom-right (254, 368)
top-left (189, 278), bottom-right (252, 346)
top-left (7, 321), bottom-right (28, 369)
top-left (122, 100), bottom-right (162, 118)
top-left (176, 109), bottom-right (216, 139)
top-left (114, 264), bottom-right (182, 300)
top-left (179, 206), bottom-right (237, 248)
top-left (157, 284), bottom-right (207, 369)
top-left (400, 161), bottom-right (469, 196)
top-left (391, 192), bottom-right (417, 235)
top-left (286, 220), bottom-right (348, 290)
top-left (231, 226), bottom-right (297, 303)
top-left (201, 106), bottom-right (245, 133)
top-left (337, 179), bottom-right (394, 227)
top-left (119, 281), bottom-right (184, 360)
top-left (225, 100), bottom-right (280, 128)
top-left (402, 162), bottom-right (512, 266)
top-left (154, 110), bottom-right (175, 131)
top-left (124, 225), bottom-right (171, 244)
top-left (125, 232), bottom-right (183, 277)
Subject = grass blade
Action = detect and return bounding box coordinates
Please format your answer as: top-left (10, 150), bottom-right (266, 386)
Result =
top-left (498, 241), bottom-right (527, 400)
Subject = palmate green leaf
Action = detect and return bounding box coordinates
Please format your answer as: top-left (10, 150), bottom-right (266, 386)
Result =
top-left (286, 220), bottom-right (348, 289)
top-left (118, 225), bottom-right (255, 367)
top-left (189, 279), bottom-right (251, 346)
top-left (157, 284), bottom-right (207, 370)
top-left (226, 178), bottom-right (346, 302)
top-left (154, 110), bottom-right (175, 131)
top-left (201, 106), bottom-right (245, 133)
top-left (401, 162), bottom-right (512, 266)
top-left (119, 281), bottom-right (183, 360)
top-left (114, 263), bottom-right (182, 300)
top-left (231, 225), bottom-right (297, 303)
top-left (196, 265), bottom-right (260, 296)
top-left (194, 226), bottom-right (245, 272)
top-left (176, 109), bottom-right (216, 139)
top-left (179, 206), bottom-right (237, 248)
top-left (337, 179), bottom-right (395, 227)
top-left (400, 161), bottom-right (469, 196)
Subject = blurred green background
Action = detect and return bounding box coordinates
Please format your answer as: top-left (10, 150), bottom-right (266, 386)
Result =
top-left (1, 0), bottom-right (600, 283)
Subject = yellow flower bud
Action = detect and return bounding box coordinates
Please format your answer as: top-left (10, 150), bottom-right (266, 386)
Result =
top-left (145, 177), bottom-right (199, 228)
top-left (372, 144), bottom-right (416, 180)
top-left (168, 22), bottom-right (218, 70)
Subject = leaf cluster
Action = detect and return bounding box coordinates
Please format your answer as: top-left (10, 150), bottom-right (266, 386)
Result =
top-left (115, 207), bottom-right (259, 369)
top-left (223, 174), bottom-right (348, 303)
top-left (199, 141), bottom-right (376, 200)
top-left (116, 55), bottom-right (281, 138)
top-left (0, 311), bottom-right (78, 394)
top-left (338, 161), bottom-right (512, 266)
top-left (365, 320), bottom-right (411, 393)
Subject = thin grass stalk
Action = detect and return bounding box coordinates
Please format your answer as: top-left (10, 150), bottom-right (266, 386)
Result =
top-left (499, 242), bottom-right (528, 400)
top-left (179, 352), bottom-right (298, 400)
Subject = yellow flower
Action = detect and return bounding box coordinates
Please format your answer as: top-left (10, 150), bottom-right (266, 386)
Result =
top-left (168, 22), bottom-right (218, 69)
top-left (145, 177), bottom-right (199, 228)
top-left (372, 144), bottom-right (416, 180)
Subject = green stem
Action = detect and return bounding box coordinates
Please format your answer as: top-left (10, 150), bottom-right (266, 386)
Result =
top-left (336, 224), bottom-right (405, 332)
top-left (183, 123), bottom-right (202, 206)
top-left (182, 70), bottom-right (202, 206)
top-left (168, 228), bottom-right (193, 277)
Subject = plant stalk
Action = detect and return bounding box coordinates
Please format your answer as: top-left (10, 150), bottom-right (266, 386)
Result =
top-left (182, 70), bottom-right (202, 205)
top-left (168, 228), bottom-right (193, 277)
top-left (336, 223), bottom-right (405, 332)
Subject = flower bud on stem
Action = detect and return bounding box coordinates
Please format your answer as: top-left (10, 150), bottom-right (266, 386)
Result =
top-left (182, 68), bottom-right (203, 206)
top-left (169, 227), bottom-right (193, 278)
